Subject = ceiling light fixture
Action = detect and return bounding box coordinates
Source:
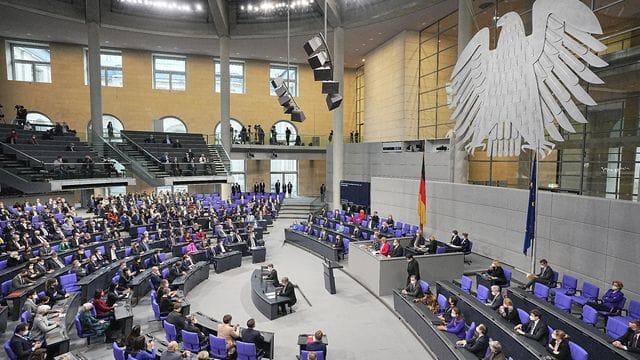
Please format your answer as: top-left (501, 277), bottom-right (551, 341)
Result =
top-left (117, 0), bottom-right (205, 13)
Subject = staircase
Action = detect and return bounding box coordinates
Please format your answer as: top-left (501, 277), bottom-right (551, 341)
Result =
top-left (116, 143), bottom-right (171, 179)
top-left (207, 144), bottom-right (230, 175)
top-left (277, 196), bottom-right (324, 220)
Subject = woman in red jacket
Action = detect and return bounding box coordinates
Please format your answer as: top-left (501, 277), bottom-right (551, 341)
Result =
top-left (93, 289), bottom-right (116, 318)
top-left (379, 238), bottom-right (390, 257)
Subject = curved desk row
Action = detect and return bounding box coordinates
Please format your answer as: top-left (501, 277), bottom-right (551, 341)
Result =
top-left (284, 229), bottom-right (341, 262)
top-left (172, 261), bottom-right (210, 295)
top-left (250, 269), bottom-right (291, 320)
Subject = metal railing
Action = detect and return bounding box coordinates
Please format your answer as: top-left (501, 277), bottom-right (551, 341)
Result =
top-left (0, 142), bottom-right (45, 166)
top-left (210, 133), bottom-right (334, 147)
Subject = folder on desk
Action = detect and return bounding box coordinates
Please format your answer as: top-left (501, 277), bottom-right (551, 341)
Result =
top-left (265, 292), bottom-right (276, 299)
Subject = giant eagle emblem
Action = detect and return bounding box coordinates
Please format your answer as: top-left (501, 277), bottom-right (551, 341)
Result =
top-left (447, 0), bottom-right (607, 157)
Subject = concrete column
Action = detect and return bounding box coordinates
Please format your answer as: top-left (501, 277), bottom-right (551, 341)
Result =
top-left (332, 27), bottom-right (344, 209)
top-left (450, 0), bottom-right (473, 183)
top-left (219, 36), bottom-right (232, 153)
top-left (86, 0), bottom-right (102, 145)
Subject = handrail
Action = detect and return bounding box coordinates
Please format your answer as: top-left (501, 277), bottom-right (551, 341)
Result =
top-left (119, 132), bottom-right (163, 164)
top-left (0, 142), bottom-right (44, 166)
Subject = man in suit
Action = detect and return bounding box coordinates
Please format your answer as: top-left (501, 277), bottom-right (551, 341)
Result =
top-left (515, 309), bottom-right (548, 344)
top-left (23, 290), bottom-right (39, 317)
top-left (12, 269), bottom-right (34, 292)
top-left (305, 330), bottom-right (327, 359)
top-left (277, 277), bottom-right (296, 315)
top-left (450, 230), bottom-right (462, 246)
top-left (487, 285), bottom-right (504, 310)
top-left (241, 318), bottom-right (265, 356)
top-left (390, 239), bottom-right (404, 257)
top-left (166, 303), bottom-right (188, 341)
top-left (318, 229), bottom-right (327, 241)
top-left (411, 229), bottom-right (425, 248)
top-left (45, 253), bottom-right (63, 271)
top-left (522, 259), bottom-right (555, 290)
top-left (150, 249), bottom-right (163, 267)
top-left (169, 262), bottom-right (184, 283)
top-left (612, 320), bottom-right (640, 354)
top-left (150, 266), bottom-right (162, 290)
top-left (275, 180), bottom-right (281, 194)
top-left (406, 254), bottom-right (420, 284)
top-left (161, 341), bottom-right (183, 360)
top-left (402, 275), bottom-right (424, 298)
top-left (370, 211), bottom-right (380, 229)
top-left (457, 324), bottom-right (489, 359)
top-left (263, 264), bottom-right (280, 286)
top-left (10, 322), bottom-right (43, 360)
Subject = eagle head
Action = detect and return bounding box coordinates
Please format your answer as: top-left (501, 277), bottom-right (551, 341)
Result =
top-left (496, 12), bottom-right (520, 28)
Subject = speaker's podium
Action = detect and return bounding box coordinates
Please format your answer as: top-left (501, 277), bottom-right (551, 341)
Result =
top-left (251, 246), bottom-right (266, 263)
top-left (323, 260), bottom-right (343, 294)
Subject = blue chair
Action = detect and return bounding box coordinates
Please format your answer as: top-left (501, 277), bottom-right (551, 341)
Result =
top-left (113, 341), bottom-right (126, 360)
top-left (552, 274), bottom-right (578, 297)
top-left (476, 285), bottom-right (489, 303)
top-left (460, 275), bottom-right (472, 294)
top-left (75, 314), bottom-right (100, 344)
top-left (394, 229), bottom-right (402, 237)
top-left (343, 239), bottom-right (350, 256)
top-left (606, 315), bottom-right (630, 339)
top-left (112, 275), bottom-right (120, 285)
top-left (436, 246), bottom-right (446, 254)
top-left (419, 280), bottom-right (429, 295)
top-left (533, 283), bottom-right (550, 301)
top-left (463, 240), bottom-right (473, 265)
top-left (20, 311), bottom-right (30, 324)
top-left (612, 299), bottom-right (640, 323)
top-left (151, 298), bottom-right (166, 322)
top-left (209, 335), bottom-right (227, 359)
top-left (572, 282), bottom-right (599, 306)
top-left (4, 340), bottom-right (17, 360)
top-left (64, 255), bottom-right (74, 265)
top-left (59, 273), bottom-right (80, 292)
top-left (437, 294), bottom-right (448, 314)
top-left (517, 308), bottom-right (530, 326)
top-left (159, 253), bottom-right (167, 262)
top-left (182, 330), bottom-right (206, 352)
top-left (554, 292), bottom-right (572, 313)
top-left (300, 350), bottom-right (324, 360)
top-left (148, 278), bottom-right (155, 291)
top-left (569, 341), bottom-right (588, 360)
top-left (161, 268), bottom-right (170, 279)
top-left (582, 305), bottom-right (598, 327)
top-left (125, 247), bottom-right (132, 257)
top-left (163, 321), bottom-right (177, 342)
top-left (502, 268), bottom-right (512, 288)
top-left (0, 260), bottom-right (7, 270)
top-left (237, 340), bottom-right (261, 360)
top-left (465, 322), bottom-right (476, 341)
top-left (1, 280), bottom-right (11, 297)
top-left (143, 258), bottom-right (151, 269)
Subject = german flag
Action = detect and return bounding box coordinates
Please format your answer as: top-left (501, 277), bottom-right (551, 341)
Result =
top-left (418, 156), bottom-right (426, 227)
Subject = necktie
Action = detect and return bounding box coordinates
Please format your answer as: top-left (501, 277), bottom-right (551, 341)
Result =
top-left (250, 236), bottom-right (256, 248)
top-left (633, 333), bottom-right (639, 348)
top-left (220, 243), bottom-right (226, 253)
top-left (530, 321), bottom-right (536, 335)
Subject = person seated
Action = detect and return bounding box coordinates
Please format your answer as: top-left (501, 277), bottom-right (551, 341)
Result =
top-left (386, 214), bottom-right (395, 228)
top-left (456, 323), bottom-right (489, 359)
top-left (93, 289), bottom-right (116, 318)
top-left (546, 329), bottom-right (571, 360)
top-left (25, 262), bottom-right (43, 281)
top-left (10, 322), bottom-right (43, 360)
top-left (390, 239), bottom-right (404, 257)
top-left (29, 135), bottom-right (38, 145)
top-left (23, 290), bottom-right (39, 318)
top-left (263, 264), bottom-right (280, 286)
top-left (181, 254), bottom-right (195, 271)
top-left (172, 139), bottom-right (182, 148)
top-left (106, 282), bottom-right (128, 307)
top-left (305, 330), bottom-right (327, 359)
top-left (169, 261), bottom-right (184, 283)
top-left (149, 266), bottom-right (163, 290)
top-left (438, 295), bottom-right (459, 324)
top-left (45, 278), bottom-right (68, 306)
top-left (186, 241), bottom-right (198, 254)
top-left (277, 277), bottom-right (297, 315)
top-left (71, 260), bottom-right (87, 279)
top-left (484, 340), bottom-right (506, 360)
top-left (522, 259), bottom-right (555, 290)
top-left (401, 275), bottom-right (424, 298)
top-left (486, 285), bottom-right (504, 310)
top-left (379, 238), bottom-right (390, 257)
top-left (47, 252), bottom-right (66, 271)
top-left (128, 336), bottom-right (156, 360)
top-left (485, 260), bottom-right (507, 287)
top-left (436, 306), bottom-right (466, 339)
top-left (514, 309), bottom-right (548, 344)
top-left (65, 143), bottom-right (76, 152)
top-left (241, 318), bottom-right (265, 356)
top-left (218, 314), bottom-right (241, 355)
top-left (411, 229), bottom-right (425, 248)
top-left (144, 134), bottom-right (156, 143)
top-left (81, 155), bottom-right (95, 176)
top-left (30, 305), bottom-right (58, 344)
top-left (159, 288), bottom-right (175, 317)
top-left (78, 302), bottom-right (112, 339)
top-left (612, 320), bottom-right (640, 354)
top-left (380, 222), bottom-right (391, 234)
top-left (587, 280), bottom-right (625, 314)
top-left (118, 267), bottom-right (133, 290)
top-left (12, 269), bottom-right (34, 291)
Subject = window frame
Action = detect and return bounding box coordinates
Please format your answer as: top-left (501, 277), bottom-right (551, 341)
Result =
top-left (83, 48), bottom-right (123, 87)
top-left (6, 40), bottom-right (52, 83)
top-left (152, 54), bottom-right (187, 91)
top-left (214, 59), bottom-right (246, 94)
top-left (269, 63), bottom-right (298, 97)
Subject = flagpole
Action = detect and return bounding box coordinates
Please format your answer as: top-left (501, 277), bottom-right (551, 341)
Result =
top-left (529, 146), bottom-right (540, 274)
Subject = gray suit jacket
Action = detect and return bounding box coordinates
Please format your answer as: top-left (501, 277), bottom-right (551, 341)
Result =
top-left (23, 298), bottom-right (38, 316)
top-left (30, 314), bottom-right (57, 342)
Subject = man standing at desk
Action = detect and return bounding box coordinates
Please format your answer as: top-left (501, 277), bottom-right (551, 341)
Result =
top-left (278, 277), bottom-right (296, 316)
top-left (306, 330), bottom-right (327, 359)
top-left (406, 254), bottom-right (420, 284)
top-left (263, 264), bottom-right (279, 286)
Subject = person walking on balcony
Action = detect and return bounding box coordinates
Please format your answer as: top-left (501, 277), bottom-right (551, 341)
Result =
top-left (287, 181), bottom-right (293, 198)
top-left (285, 127), bottom-right (291, 146)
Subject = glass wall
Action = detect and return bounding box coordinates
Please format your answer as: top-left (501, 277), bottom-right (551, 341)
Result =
top-left (230, 160), bottom-right (246, 191)
top-left (418, 1), bottom-right (640, 200)
top-left (270, 159), bottom-right (297, 196)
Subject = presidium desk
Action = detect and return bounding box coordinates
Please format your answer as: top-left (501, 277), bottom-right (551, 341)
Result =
top-left (347, 244), bottom-right (464, 296)
top-left (250, 268), bottom-right (291, 320)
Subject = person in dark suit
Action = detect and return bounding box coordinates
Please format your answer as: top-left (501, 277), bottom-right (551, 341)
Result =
top-left (277, 277), bottom-right (296, 315)
top-left (168, 262), bottom-right (184, 283)
top-left (305, 330), bottom-right (327, 359)
top-left (457, 323), bottom-right (489, 359)
top-left (546, 329), bottom-right (571, 360)
top-left (241, 318), bottom-right (265, 357)
top-left (44, 278), bottom-right (68, 306)
top-left (411, 229), bottom-right (425, 248)
top-left (406, 254), bottom-right (420, 284)
top-left (402, 275), bottom-right (424, 298)
top-left (10, 322), bottom-right (43, 360)
top-left (515, 309), bottom-right (548, 344)
top-left (612, 320), bottom-right (640, 354)
top-left (106, 282), bottom-right (127, 307)
top-left (150, 266), bottom-right (162, 290)
top-left (450, 230), bottom-right (462, 246)
top-left (486, 260), bottom-right (507, 286)
top-left (425, 235), bottom-right (438, 254)
top-left (460, 232), bottom-right (471, 253)
top-left (522, 259), bottom-right (555, 290)
top-left (334, 235), bottom-right (344, 260)
top-left (484, 340), bottom-right (507, 360)
top-left (87, 254), bottom-right (101, 274)
top-left (486, 285), bottom-right (504, 310)
top-left (438, 295), bottom-right (459, 324)
top-left (390, 239), bottom-right (404, 258)
top-left (498, 298), bottom-right (520, 325)
top-left (263, 264), bottom-right (280, 286)
top-left (11, 269), bottom-right (34, 291)
top-left (166, 303), bottom-right (188, 340)
top-left (46, 252), bottom-right (66, 271)
top-left (150, 250), bottom-right (163, 267)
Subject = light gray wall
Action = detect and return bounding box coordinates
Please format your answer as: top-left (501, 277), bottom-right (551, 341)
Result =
top-left (369, 178), bottom-right (640, 303)
top-left (371, 177), bottom-right (421, 225)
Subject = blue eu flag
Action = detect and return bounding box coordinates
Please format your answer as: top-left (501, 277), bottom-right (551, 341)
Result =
top-left (523, 155), bottom-right (537, 255)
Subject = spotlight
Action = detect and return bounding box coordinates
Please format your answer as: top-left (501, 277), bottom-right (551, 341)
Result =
top-left (303, 32), bottom-right (342, 111)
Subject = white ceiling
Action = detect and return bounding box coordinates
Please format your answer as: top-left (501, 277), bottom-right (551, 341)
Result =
top-left (0, 0), bottom-right (457, 68)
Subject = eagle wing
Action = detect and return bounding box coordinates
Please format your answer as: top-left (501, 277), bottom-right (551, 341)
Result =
top-left (529, 0), bottom-right (607, 143)
top-left (448, 28), bottom-right (491, 155)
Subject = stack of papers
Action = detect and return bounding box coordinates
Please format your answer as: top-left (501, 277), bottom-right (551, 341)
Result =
top-left (265, 292), bottom-right (276, 299)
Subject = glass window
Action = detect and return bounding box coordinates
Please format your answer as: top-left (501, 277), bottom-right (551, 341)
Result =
top-left (271, 159), bottom-right (298, 196)
top-left (26, 112), bottom-right (53, 132)
top-left (214, 60), bottom-right (245, 94)
top-left (230, 160), bottom-right (245, 172)
top-left (230, 160), bottom-right (246, 191)
top-left (153, 55), bottom-right (186, 90)
top-left (105, 186), bottom-right (126, 196)
top-left (269, 64), bottom-right (298, 96)
top-left (214, 119), bottom-right (244, 144)
top-left (8, 42), bottom-right (51, 83)
top-left (272, 120), bottom-right (298, 145)
top-left (87, 114), bottom-right (124, 139)
top-left (271, 159), bottom-right (297, 172)
top-left (161, 116), bottom-right (187, 133)
top-left (84, 50), bottom-right (123, 87)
